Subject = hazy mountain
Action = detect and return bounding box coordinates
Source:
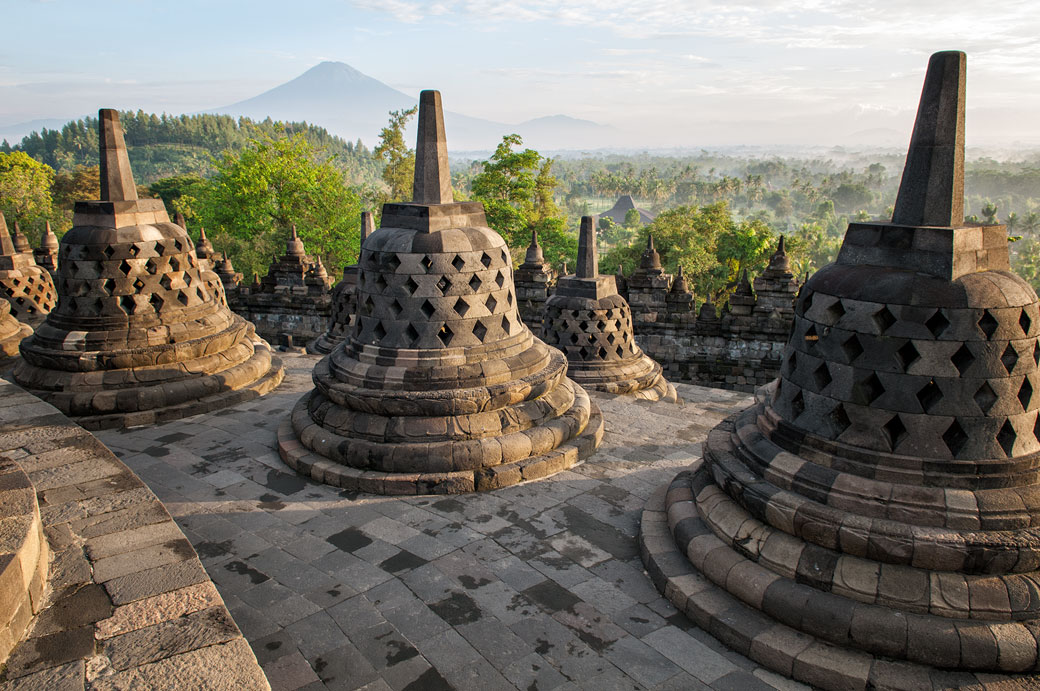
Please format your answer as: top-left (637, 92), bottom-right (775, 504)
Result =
top-left (211, 61), bottom-right (610, 151)
top-left (0, 117), bottom-right (75, 144)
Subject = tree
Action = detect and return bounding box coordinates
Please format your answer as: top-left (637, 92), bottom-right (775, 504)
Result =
top-left (470, 134), bottom-right (575, 267)
top-left (981, 201), bottom-right (999, 225)
top-left (373, 106), bottom-right (417, 202)
top-left (51, 164), bottom-right (100, 232)
top-left (623, 207), bottom-right (641, 229)
top-left (0, 151), bottom-right (54, 242)
top-left (193, 130), bottom-right (362, 277)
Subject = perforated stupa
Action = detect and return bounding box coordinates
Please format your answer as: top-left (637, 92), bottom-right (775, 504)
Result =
top-left (279, 90), bottom-right (603, 494)
top-left (13, 109), bottom-right (284, 429)
top-left (310, 211), bottom-right (373, 354)
top-left (542, 216), bottom-right (676, 402)
top-left (640, 51), bottom-right (1040, 689)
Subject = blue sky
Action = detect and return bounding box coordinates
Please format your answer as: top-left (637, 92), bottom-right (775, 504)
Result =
top-left (3, 0), bottom-right (1040, 147)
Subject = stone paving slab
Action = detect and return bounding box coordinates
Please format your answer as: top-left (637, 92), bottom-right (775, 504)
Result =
top-left (0, 380), bottom-right (269, 690)
top-left (95, 353), bottom-right (807, 691)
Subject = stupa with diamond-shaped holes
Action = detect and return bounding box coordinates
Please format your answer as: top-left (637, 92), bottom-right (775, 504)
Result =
top-left (309, 211), bottom-right (373, 355)
top-left (640, 51), bottom-right (1040, 689)
top-left (278, 90), bottom-right (603, 494)
top-left (542, 216), bottom-right (676, 402)
top-left (0, 212), bottom-right (56, 327)
top-left (12, 109), bottom-right (284, 429)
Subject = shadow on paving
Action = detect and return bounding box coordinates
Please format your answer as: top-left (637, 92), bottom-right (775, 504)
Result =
top-left (94, 353), bottom-right (797, 691)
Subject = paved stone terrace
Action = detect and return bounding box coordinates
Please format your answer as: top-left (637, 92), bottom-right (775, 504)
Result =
top-left (95, 353), bottom-right (810, 691)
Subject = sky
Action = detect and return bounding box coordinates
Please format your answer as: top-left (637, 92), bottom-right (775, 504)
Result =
top-left (2, 0), bottom-right (1040, 149)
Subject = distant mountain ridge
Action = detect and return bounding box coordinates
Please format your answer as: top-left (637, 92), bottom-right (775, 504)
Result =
top-left (211, 61), bottom-right (611, 151)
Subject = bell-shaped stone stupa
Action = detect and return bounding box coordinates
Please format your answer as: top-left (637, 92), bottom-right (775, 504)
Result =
top-left (279, 90), bottom-right (603, 494)
top-left (542, 216), bottom-right (677, 402)
top-left (640, 51), bottom-right (1040, 689)
top-left (0, 213), bottom-right (57, 326)
top-left (309, 211), bottom-right (373, 355)
top-left (13, 109), bottom-right (284, 429)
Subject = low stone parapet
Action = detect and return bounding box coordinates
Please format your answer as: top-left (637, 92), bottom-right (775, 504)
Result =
top-left (0, 380), bottom-right (269, 690)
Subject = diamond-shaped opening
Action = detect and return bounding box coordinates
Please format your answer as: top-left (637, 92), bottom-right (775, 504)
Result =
top-left (159, 274), bottom-right (174, 290)
top-left (786, 351), bottom-right (798, 376)
top-left (468, 275), bottom-right (481, 292)
top-left (598, 346), bottom-right (608, 359)
top-left (1035, 413), bottom-right (1040, 444)
top-left (373, 321), bottom-right (387, 340)
top-left (501, 314), bottom-right (510, 334)
top-left (790, 390), bottom-right (806, 418)
top-left (813, 363), bottom-right (832, 391)
top-left (884, 414), bottom-right (908, 451)
top-left (974, 382), bottom-right (999, 414)
top-left (952, 344), bottom-right (975, 375)
top-left (841, 334), bottom-right (863, 363)
top-left (176, 290), bottom-right (189, 306)
top-left (119, 259), bottom-right (133, 276)
top-left (596, 320), bottom-right (606, 331)
top-left (578, 346), bottom-right (590, 360)
top-left (824, 299), bottom-right (845, 325)
top-left (170, 256), bottom-right (181, 271)
top-left (501, 249), bottom-right (510, 264)
top-left (388, 299), bottom-right (403, 318)
top-left (154, 242), bottom-right (166, 256)
top-left (857, 372), bottom-right (885, 406)
top-left (454, 297), bottom-right (470, 317)
top-left (119, 295), bottom-right (135, 314)
top-left (803, 324), bottom-right (819, 349)
top-left (374, 273), bottom-right (387, 291)
top-left (801, 291), bottom-right (814, 315)
top-left (149, 293), bottom-right (164, 311)
top-left (1021, 309), bottom-right (1032, 335)
top-left (438, 323), bottom-right (454, 346)
top-left (387, 254), bottom-right (401, 272)
top-left (569, 332), bottom-right (580, 345)
top-left (405, 324), bottom-right (419, 346)
top-left (363, 296), bottom-right (375, 315)
top-left (1001, 343), bottom-right (1020, 374)
top-left (1035, 341), bottom-right (1040, 366)
top-left (997, 419), bottom-right (1017, 457)
top-left (404, 276), bottom-right (419, 295)
top-left (495, 271), bottom-right (505, 288)
top-left (943, 419), bottom-right (969, 458)
top-left (873, 306), bottom-right (897, 333)
top-left (420, 255), bottom-right (433, 271)
top-left (128, 244), bottom-right (140, 257)
top-left (829, 403), bottom-right (851, 435)
top-left (896, 341), bottom-right (920, 371)
top-left (578, 320), bottom-right (589, 331)
top-left (925, 309), bottom-right (950, 338)
top-left (481, 252), bottom-right (493, 269)
top-left (1020, 378), bottom-right (1033, 411)
top-left (606, 333), bottom-right (616, 345)
top-left (102, 278), bottom-right (115, 295)
top-left (978, 310), bottom-right (999, 339)
top-left (507, 291), bottom-right (514, 306)
top-left (452, 255), bottom-right (465, 272)
top-left (917, 379), bottom-right (943, 413)
top-left (173, 239), bottom-right (183, 252)
top-left (473, 320), bottom-right (488, 343)
top-left (485, 294), bottom-right (498, 313)
top-left (145, 258), bottom-right (159, 275)
top-left (133, 278), bottom-right (146, 291)
top-left (103, 245), bottom-right (116, 259)
top-left (420, 299), bottom-right (436, 319)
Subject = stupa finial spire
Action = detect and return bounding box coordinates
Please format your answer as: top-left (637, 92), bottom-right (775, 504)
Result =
top-left (892, 51), bottom-right (966, 227)
top-left (412, 90), bottom-right (453, 205)
top-left (577, 216), bottom-right (598, 279)
top-left (360, 211), bottom-right (374, 243)
top-left (98, 109), bottom-right (138, 202)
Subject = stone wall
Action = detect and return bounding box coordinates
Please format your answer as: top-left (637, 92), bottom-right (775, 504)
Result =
top-left (0, 380), bottom-right (269, 690)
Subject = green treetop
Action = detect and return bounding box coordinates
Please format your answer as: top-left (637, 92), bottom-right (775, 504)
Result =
top-left (373, 106), bottom-right (417, 203)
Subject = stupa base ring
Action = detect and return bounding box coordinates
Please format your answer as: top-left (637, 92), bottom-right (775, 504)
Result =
top-left (58, 350), bottom-right (284, 430)
top-left (278, 397), bottom-right (604, 495)
top-left (307, 332), bottom-right (341, 355)
top-left (640, 466), bottom-right (1040, 691)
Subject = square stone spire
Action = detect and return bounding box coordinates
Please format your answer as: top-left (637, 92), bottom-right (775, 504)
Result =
top-left (836, 50), bottom-right (1007, 280)
top-left (892, 51), bottom-right (965, 228)
top-left (379, 91), bottom-right (487, 233)
top-left (73, 109), bottom-right (169, 229)
top-left (412, 90), bottom-right (453, 205)
top-left (99, 108), bottom-right (139, 203)
top-left (577, 216), bottom-right (598, 279)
